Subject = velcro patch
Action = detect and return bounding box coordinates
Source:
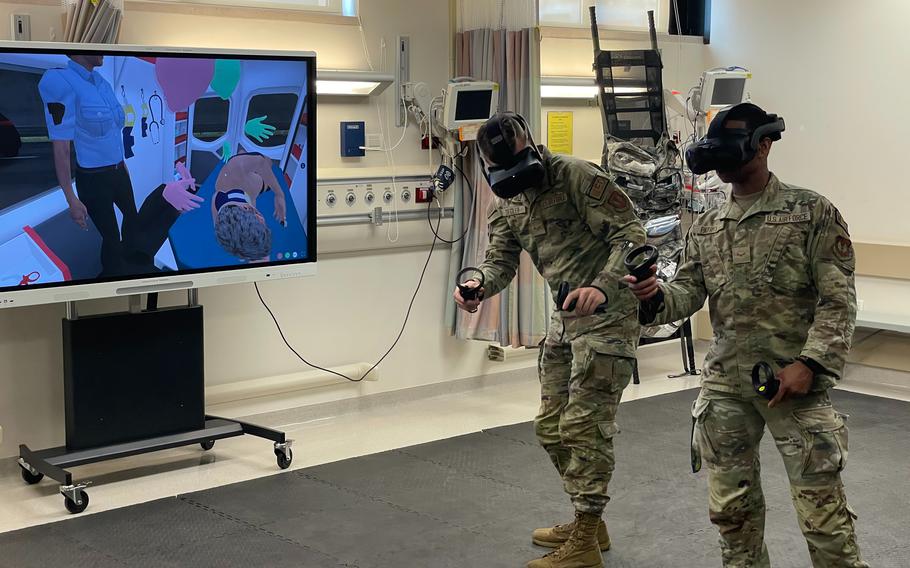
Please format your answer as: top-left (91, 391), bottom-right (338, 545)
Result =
top-left (834, 209), bottom-right (850, 234)
top-left (694, 223), bottom-right (724, 235)
top-left (834, 236), bottom-right (854, 261)
top-left (607, 189), bottom-right (630, 212)
top-left (538, 193), bottom-right (567, 209)
top-left (587, 176), bottom-right (608, 201)
top-left (766, 212), bottom-right (810, 224)
top-left (501, 205), bottom-right (527, 216)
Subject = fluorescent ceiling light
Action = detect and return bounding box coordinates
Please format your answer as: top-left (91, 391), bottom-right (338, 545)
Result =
top-left (316, 70), bottom-right (394, 96)
top-left (541, 76), bottom-right (647, 99)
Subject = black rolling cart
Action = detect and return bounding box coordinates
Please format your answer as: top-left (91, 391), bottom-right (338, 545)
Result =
top-left (17, 290), bottom-right (293, 514)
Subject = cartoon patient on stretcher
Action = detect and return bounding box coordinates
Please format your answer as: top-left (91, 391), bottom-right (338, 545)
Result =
top-left (212, 149), bottom-right (287, 262)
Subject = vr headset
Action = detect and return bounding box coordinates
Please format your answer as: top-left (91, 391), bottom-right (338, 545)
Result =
top-left (481, 112), bottom-right (546, 199)
top-left (685, 105), bottom-right (786, 175)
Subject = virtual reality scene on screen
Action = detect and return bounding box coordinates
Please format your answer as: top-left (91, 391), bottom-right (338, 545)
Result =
top-left (0, 52), bottom-right (311, 290)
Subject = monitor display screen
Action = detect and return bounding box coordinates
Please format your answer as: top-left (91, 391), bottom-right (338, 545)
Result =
top-left (711, 77), bottom-right (746, 106)
top-left (454, 89), bottom-right (493, 121)
top-left (0, 45), bottom-right (315, 299)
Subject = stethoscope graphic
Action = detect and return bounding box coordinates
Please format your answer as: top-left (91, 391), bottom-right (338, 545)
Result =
top-left (149, 90), bottom-right (164, 145)
top-left (19, 272), bottom-right (40, 286)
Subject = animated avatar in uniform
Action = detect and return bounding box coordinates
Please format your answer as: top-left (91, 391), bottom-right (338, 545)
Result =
top-left (212, 149), bottom-right (286, 262)
top-left (38, 54), bottom-right (138, 277)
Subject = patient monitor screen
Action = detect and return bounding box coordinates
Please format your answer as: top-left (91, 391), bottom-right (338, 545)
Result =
top-left (0, 49), bottom-right (314, 291)
top-left (710, 77), bottom-right (746, 106)
top-left (455, 89), bottom-right (494, 122)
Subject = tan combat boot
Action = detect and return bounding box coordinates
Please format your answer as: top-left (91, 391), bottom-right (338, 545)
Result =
top-left (532, 517), bottom-right (611, 551)
top-left (527, 512), bottom-right (605, 568)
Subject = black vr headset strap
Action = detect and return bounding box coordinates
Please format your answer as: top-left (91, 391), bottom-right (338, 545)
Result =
top-left (486, 112), bottom-right (542, 167)
top-left (488, 113), bottom-right (516, 168)
top-left (750, 115), bottom-right (786, 149)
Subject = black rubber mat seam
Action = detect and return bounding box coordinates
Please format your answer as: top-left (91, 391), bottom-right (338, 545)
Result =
top-left (297, 471), bottom-right (535, 558)
top-left (178, 495), bottom-right (360, 568)
top-left (297, 472), bottom-right (483, 537)
top-left (394, 448), bottom-right (542, 494)
top-left (480, 428), bottom-right (541, 448)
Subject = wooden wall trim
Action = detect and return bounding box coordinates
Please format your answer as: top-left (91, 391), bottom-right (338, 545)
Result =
top-left (855, 242), bottom-right (910, 280)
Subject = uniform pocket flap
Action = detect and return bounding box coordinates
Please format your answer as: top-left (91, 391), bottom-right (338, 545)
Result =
top-left (589, 338), bottom-right (635, 358)
top-left (691, 396), bottom-right (710, 420)
top-left (598, 421), bottom-right (620, 439)
top-left (792, 406), bottom-right (844, 433)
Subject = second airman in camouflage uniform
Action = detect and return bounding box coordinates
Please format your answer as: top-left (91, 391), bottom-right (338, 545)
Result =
top-left (628, 103), bottom-right (867, 568)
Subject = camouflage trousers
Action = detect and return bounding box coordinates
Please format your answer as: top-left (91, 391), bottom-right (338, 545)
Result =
top-left (692, 388), bottom-right (868, 568)
top-left (534, 330), bottom-right (634, 515)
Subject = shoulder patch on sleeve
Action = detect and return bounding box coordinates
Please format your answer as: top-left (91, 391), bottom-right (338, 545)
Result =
top-left (833, 236), bottom-right (854, 262)
top-left (487, 206), bottom-right (503, 222)
top-left (607, 188), bottom-right (631, 212)
top-left (586, 176), bottom-right (609, 201)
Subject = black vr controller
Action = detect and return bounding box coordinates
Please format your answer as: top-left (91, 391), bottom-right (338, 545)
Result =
top-left (752, 362), bottom-right (780, 400)
top-left (625, 244), bottom-right (659, 282)
top-left (625, 245), bottom-right (662, 324)
top-left (456, 267), bottom-right (485, 302)
top-left (556, 282), bottom-right (608, 314)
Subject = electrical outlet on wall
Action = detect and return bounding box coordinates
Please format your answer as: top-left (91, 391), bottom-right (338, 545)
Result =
top-left (12, 14), bottom-right (31, 41)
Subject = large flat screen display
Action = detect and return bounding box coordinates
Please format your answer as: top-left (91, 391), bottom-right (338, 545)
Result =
top-left (0, 43), bottom-right (316, 308)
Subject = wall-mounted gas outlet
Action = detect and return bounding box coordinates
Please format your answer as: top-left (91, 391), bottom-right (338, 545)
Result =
top-left (857, 299), bottom-right (865, 312)
top-left (12, 14), bottom-right (31, 41)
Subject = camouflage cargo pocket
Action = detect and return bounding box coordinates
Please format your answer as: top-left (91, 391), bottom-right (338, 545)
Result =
top-left (792, 406), bottom-right (848, 476)
top-left (691, 396), bottom-right (714, 466)
top-left (583, 340), bottom-right (634, 394)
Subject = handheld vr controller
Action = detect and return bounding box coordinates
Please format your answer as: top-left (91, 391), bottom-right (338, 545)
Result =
top-left (752, 362), bottom-right (780, 400)
top-left (625, 244), bottom-right (659, 282)
top-left (555, 282), bottom-right (608, 314)
top-left (456, 267), bottom-right (485, 302)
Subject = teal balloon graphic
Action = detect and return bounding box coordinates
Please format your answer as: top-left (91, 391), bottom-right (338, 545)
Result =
top-left (211, 60), bottom-right (241, 100)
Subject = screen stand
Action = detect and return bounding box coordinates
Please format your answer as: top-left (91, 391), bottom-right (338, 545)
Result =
top-left (18, 289), bottom-right (294, 515)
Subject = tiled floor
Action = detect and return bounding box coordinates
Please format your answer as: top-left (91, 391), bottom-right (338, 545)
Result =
top-left (0, 342), bottom-right (903, 535)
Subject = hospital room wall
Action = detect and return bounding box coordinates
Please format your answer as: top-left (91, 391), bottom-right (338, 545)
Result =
top-left (704, 0), bottom-right (910, 366)
top-left (0, 0), bottom-right (506, 460)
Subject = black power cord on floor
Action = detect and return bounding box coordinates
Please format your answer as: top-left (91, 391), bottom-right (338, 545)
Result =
top-left (255, 202), bottom-right (445, 383)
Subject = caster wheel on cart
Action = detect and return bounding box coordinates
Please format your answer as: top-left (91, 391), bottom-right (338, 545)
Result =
top-left (20, 465), bottom-right (44, 485)
top-left (64, 492), bottom-right (89, 514)
top-left (200, 440), bottom-right (215, 451)
top-left (275, 447), bottom-right (293, 470)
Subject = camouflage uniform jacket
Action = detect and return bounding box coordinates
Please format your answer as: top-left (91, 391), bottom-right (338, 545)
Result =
top-left (478, 147), bottom-right (647, 357)
top-left (649, 174), bottom-right (857, 394)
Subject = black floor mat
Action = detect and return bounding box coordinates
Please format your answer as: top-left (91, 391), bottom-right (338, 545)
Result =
top-left (1, 389), bottom-right (907, 567)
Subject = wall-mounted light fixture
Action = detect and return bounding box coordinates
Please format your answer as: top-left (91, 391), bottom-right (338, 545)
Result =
top-left (541, 76), bottom-right (647, 101)
top-left (316, 70), bottom-right (395, 96)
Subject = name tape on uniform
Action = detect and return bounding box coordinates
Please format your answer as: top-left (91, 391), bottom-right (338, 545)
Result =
top-left (538, 193), bottom-right (567, 209)
top-left (502, 205), bottom-right (527, 216)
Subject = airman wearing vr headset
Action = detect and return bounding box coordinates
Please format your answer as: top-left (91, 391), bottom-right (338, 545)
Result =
top-left (626, 103), bottom-right (867, 567)
top-left (454, 112), bottom-right (645, 568)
